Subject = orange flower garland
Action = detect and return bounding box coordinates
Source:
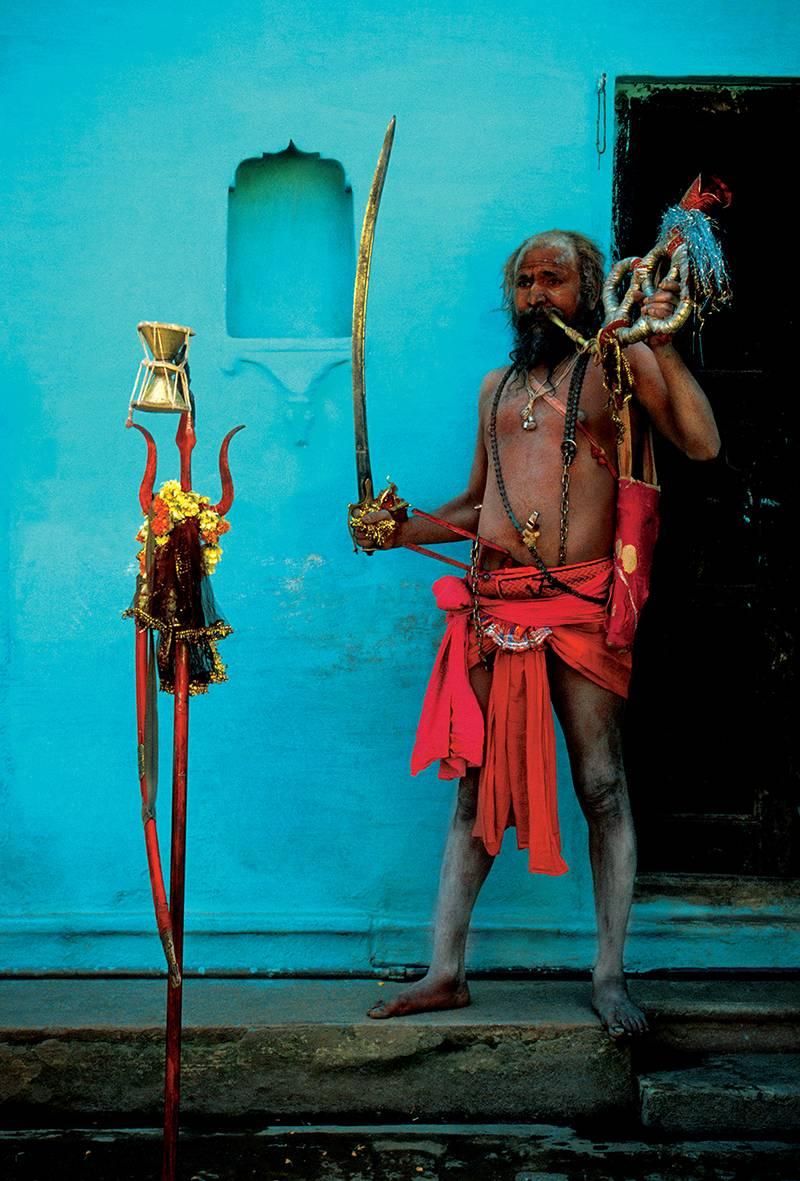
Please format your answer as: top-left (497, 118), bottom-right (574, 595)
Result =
top-left (136, 480), bottom-right (231, 576)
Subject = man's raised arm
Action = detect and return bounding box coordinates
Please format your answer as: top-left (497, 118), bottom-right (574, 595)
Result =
top-left (628, 279), bottom-right (721, 461)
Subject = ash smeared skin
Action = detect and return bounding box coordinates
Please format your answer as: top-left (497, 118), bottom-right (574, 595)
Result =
top-left (369, 664), bottom-right (493, 1020)
top-left (547, 653), bottom-right (648, 1039)
top-left (368, 655), bottom-right (649, 1038)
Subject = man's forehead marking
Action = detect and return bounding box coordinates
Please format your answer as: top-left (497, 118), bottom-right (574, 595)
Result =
top-left (518, 243), bottom-right (576, 272)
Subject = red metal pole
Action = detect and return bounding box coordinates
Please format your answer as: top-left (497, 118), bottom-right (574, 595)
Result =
top-left (162, 410), bottom-right (194, 1181)
top-left (129, 371), bottom-right (242, 1177)
top-left (177, 412), bottom-right (196, 494)
top-left (161, 639), bottom-right (190, 1181)
top-left (135, 627), bottom-right (173, 954)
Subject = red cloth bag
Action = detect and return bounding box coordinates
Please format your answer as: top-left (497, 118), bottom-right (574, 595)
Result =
top-left (605, 403), bottom-right (660, 650)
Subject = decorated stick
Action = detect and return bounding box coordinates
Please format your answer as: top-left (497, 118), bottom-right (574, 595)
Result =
top-left (542, 175), bottom-right (731, 439)
top-left (601, 173), bottom-right (732, 345)
top-left (124, 322), bottom-right (244, 1181)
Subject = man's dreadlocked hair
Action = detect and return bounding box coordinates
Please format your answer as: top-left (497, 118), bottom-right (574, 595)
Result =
top-left (501, 230), bottom-right (605, 332)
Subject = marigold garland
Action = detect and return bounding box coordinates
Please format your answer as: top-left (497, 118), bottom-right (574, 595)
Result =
top-left (136, 480), bottom-right (231, 576)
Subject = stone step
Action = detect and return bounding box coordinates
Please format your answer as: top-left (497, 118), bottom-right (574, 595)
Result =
top-left (0, 979), bottom-right (635, 1124)
top-left (2, 1124), bottom-right (800, 1181)
top-left (1, 978), bottom-right (798, 1124)
top-left (631, 978), bottom-right (800, 1058)
top-left (639, 1053), bottom-right (800, 1136)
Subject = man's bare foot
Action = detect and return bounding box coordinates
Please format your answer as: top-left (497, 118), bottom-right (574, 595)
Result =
top-left (591, 971), bottom-right (648, 1039)
top-left (367, 974), bottom-right (471, 1019)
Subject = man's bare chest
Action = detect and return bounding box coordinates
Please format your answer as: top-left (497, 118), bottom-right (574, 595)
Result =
top-left (485, 364), bottom-right (620, 469)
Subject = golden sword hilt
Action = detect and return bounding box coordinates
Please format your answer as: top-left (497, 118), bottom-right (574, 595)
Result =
top-left (348, 480), bottom-right (409, 552)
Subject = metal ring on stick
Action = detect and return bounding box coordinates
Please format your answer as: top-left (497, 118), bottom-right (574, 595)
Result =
top-left (603, 242), bottom-right (692, 345)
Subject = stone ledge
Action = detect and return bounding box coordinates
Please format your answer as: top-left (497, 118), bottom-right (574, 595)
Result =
top-left (2, 977), bottom-right (798, 1032)
top-left (2, 979), bottom-right (628, 1123)
top-left (1, 979), bottom-right (798, 1124)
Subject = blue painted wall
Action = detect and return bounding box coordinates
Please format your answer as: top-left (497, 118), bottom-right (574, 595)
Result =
top-left (1, 0), bottom-right (798, 976)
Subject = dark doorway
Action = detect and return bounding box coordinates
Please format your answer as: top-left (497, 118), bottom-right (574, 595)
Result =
top-left (616, 79), bottom-right (799, 876)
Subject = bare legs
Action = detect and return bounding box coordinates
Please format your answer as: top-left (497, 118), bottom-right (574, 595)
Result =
top-left (368, 663), bottom-right (495, 1018)
top-left (547, 653), bottom-right (647, 1037)
top-left (369, 651), bottom-right (647, 1037)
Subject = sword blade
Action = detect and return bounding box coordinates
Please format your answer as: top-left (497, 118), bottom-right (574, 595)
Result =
top-left (352, 116), bottom-right (396, 503)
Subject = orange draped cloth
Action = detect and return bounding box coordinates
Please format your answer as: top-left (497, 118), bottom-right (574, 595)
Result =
top-left (411, 558), bottom-right (632, 875)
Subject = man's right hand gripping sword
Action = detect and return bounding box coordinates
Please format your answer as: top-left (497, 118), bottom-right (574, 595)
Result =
top-left (348, 482), bottom-right (408, 552)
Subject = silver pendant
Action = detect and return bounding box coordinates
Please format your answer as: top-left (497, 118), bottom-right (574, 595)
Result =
top-left (521, 414), bottom-right (537, 431)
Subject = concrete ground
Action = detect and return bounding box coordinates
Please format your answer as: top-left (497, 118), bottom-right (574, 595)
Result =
top-left (3, 1123), bottom-right (800, 1180)
top-left (1, 978), bottom-right (799, 1179)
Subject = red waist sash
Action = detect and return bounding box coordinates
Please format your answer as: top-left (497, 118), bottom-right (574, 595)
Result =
top-left (411, 558), bottom-right (632, 875)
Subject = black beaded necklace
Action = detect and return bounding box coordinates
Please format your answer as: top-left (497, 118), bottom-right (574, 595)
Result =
top-left (488, 354), bottom-right (606, 605)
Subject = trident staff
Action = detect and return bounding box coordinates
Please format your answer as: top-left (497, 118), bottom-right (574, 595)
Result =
top-left (124, 323), bottom-right (244, 1181)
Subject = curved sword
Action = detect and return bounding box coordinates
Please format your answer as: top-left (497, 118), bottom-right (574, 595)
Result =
top-left (352, 116), bottom-right (395, 507)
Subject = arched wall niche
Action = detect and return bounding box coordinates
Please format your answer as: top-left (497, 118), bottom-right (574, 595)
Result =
top-left (226, 142), bottom-right (355, 341)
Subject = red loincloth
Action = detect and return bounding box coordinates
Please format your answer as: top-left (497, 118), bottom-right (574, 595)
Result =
top-left (411, 558), bottom-right (632, 875)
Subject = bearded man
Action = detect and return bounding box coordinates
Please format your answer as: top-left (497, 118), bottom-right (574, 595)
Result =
top-left (355, 231), bottom-right (720, 1038)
